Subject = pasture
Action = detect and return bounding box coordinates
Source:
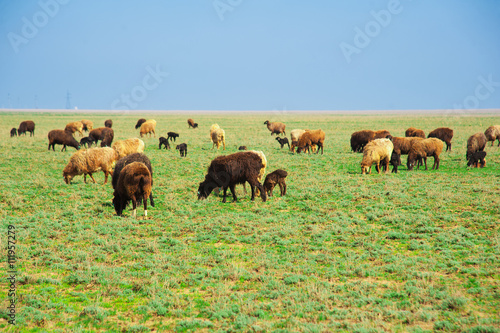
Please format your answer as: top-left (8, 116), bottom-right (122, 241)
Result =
top-left (1, 112), bottom-right (499, 332)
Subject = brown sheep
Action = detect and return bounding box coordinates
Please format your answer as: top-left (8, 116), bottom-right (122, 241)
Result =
top-left (407, 138), bottom-right (444, 170)
top-left (466, 133), bottom-right (487, 161)
top-left (113, 162), bottom-right (152, 218)
top-left (212, 128), bottom-right (226, 150)
top-left (290, 129), bottom-right (315, 153)
top-left (296, 129), bottom-right (325, 154)
top-left (64, 121), bottom-right (84, 137)
top-left (467, 151), bottom-right (487, 168)
top-left (263, 169), bottom-right (287, 196)
top-left (350, 130), bottom-right (375, 152)
top-left (388, 136), bottom-right (424, 165)
top-left (484, 125), bottom-right (500, 146)
top-left (112, 138), bottom-right (145, 159)
top-left (63, 147), bottom-right (119, 184)
top-left (139, 119), bottom-right (157, 137)
top-left (81, 119), bottom-right (93, 132)
top-left (135, 118), bottom-right (147, 129)
top-left (10, 128), bottom-right (17, 137)
top-left (48, 129), bottom-right (81, 151)
top-left (210, 124), bottom-right (220, 140)
top-left (405, 127), bottom-right (425, 138)
top-left (187, 118), bottom-right (198, 128)
top-left (428, 127), bottom-right (453, 152)
top-left (360, 139), bottom-right (394, 174)
top-left (89, 127), bottom-right (114, 147)
top-left (104, 119), bottom-right (113, 128)
top-left (264, 120), bottom-right (286, 136)
top-left (374, 130), bottom-right (391, 139)
top-left (18, 120), bottom-right (35, 136)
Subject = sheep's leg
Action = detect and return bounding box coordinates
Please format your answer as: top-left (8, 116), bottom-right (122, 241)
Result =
top-left (279, 182), bottom-right (284, 196)
top-left (143, 194), bottom-right (148, 217)
top-left (103, 171), bottom-right (109, 184)
top-left (88, 173), bottom-right (97, 183)
top-left (282, 182), bottom-right (287, 196)
top-left (149, 192), bottom-right (155, 207)
top-left (229, 184), bottom-right (237, 202)
top-left (131, 196), bottom-right (137, 218)
top-left (250, 184), bottom-right (256, 201)
top-left (61, 145), bottom-right (66, 152)
top-left (222, 187), bottom-right (228, 203)
top-left (423, 157), bottom-right (428, 170)
top-left (83, 174), bottom-right (87, 183)
top-left (434, 155), bottom-right (440, 170)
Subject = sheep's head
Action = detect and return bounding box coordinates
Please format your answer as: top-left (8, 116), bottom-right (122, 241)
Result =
top-left (361, 164), bottom-right (371, 175)
top-left (263, 120), bottom-right (270, 125)
top-left (193, 123), bottom-right (198, 128)
top-left (197, 181), bottom-right (212, 200)
top-left (63, 171), bottom-right (73, 184)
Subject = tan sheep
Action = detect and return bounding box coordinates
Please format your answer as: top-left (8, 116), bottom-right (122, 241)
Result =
top-left (484, 125), bottom-right (500, 146)
top-left (210, 124), bottom-right (220, 140)
top-left (296, 129), bottom-right (325, 154)
top-left (290, 129), bottom-right (316, 153)
top-left (139, 119), bottom-right (157, 137)
top-left (211, 128), bottom-right (226, 150)
top-left (63, 147), bottom-right (119, 184)
top-left (361, 138), bottom-right (394, 174)
top-left (112, 138), bottom-right (145, 159)
top-left (65, 121), bottom-right (84, 137)
top-left (81, 119), bottom-right (93, 132)
top-left (407, 138), bottom-right (444, 170)
top-left (264, 120), bottom-right (286, 136)
top-left (388, 136), bottom-right (424, 165)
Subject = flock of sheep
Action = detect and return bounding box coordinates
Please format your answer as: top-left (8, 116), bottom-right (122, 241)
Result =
top-left (9, 118), bottom-right (500, 217)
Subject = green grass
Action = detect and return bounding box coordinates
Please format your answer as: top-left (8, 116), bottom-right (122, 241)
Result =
top-left (0, 112), bottom-right (499, 332)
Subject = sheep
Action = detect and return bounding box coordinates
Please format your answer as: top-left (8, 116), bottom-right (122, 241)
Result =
top-left (296, 129), bottom-right (325, 154)
top-left (197, 151), bottom-right (267, 203)
top-left (18, 120), bottom-right (35, 136)
top-left (484, 125), bottom-right (500, 146)
top-left (48, 129), bottom-right (81, 151)
top-left (187, 118), bottom-right (198, 128)
top-left (80, 136), bottom-right (94, 148)
top-left (89, 127), bottom-right (114, 147)
top-left (104, 119), bottom-right (113, 128)
top-left (466, 133), bottom-right (487, 161)
top-left (64, 121), bottom-right (84, 137)
top-left (405, 127), bottom-right (425, 138)
top-left (112, 138), bottom-right (145, 159)
top-left (167, 132), bottom-right (179, 142)
top-left (428, 127), bottom-right (453, 152)
top-left (113, 162), bottom-right (152, 218)
top-left (212, 128), bottom-right (226, 150)
top-left (360, 138), bottom-right (394, 174)
top-left (238, 146), bottom-right (247, 150)
top-left (467, 151), bottom-right (487, 168)
top-left (263, 169), bottom-right (287, 197)
top-left (350, 130), bottom-right (374, 153)
top-left (210, 124), bottom-right (220, 140)
top-left (63, 147), bottom-right (118, 184)
top-left (387, 136), bottom-right (424, 166)
top-left (112, 153), bottom-right (154, 209)
top-left (275, 137), bottom-right (290, 149)
top-left (407, 138), bottom-right (444, 171)
top-left (290, 129), bottom-right (316, 153)
top-left (135, 118), bottom-right (147, 129)
top-left (159, 137), bottom-right (170, 149)
top-left (374, 130), bottom-right (391, 139)
top-left (10, 128), bottom-right (17, 137)
top-left (81, 119), bottom-right (93, 132)
top-left (139, 119), bottom-right (157, 137)
top-left (176, 143), bottom-right (187, 157)
top-left (264, 120), bottom-right (286, 136)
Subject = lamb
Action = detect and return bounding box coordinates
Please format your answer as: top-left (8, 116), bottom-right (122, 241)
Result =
top-left (81, 119), bottom-right (93, 132)
top-left (63, 147), bottom-right (118, 184)
top-left (112, 138), bottom-right (145, 159)
top-left (484, 125), bottom-right (500, 146)
top-left (466, 133), bottom-right (487, 161)
top-left (64, 121), bottom-right (84, 137)
top-left (275, 137), bottom-right (290, 149)
top-left (18, 120), bottom-right (35, 136)
top-left (264, 120), bottom-right (286, 136)
top-left (113, 162), bottom-right (152, 218)
top-left (176, 143), bottom-right (187, 157)
top-left (10, 128), bottom-right (17, 137)
top-left (187, 118), bottom-right (198, 128)
top-left (263, 169), bottom-right (288, 197)
top-left (112, 153), bottom-right (154, 209)
top-left (48, 129), bottom-right (81, 151)
top-left (387, 136), bottom-right (424, 166)
top-left (238, 146), bottom-right (247, 150)
top-left (407, 138), bottom-right (444, 171)
top-left (405, 127), bottom-right (425, 138)
top-left (197, 151), bottom-right (267, 203)
top-left (467, 151), bottom-right (487, 168)
top-left (139, 119), bottom-right (157, 137)
top-left (360, 138), bottom-right (394, 174)
top-left (135, 118), bottom-right (147, 129)
top-left (89, 127), bottom-right (114, 147)
top-left (80, 136), bottom-right (94, 148)
top-left (212, 128), bottom-right (226, 150)
top-left (296, 129), bottom-right (325, 154)
top-left (104, 119), bottom-right (113, 128)
top-left (167, 132), bottom-right (179, 142)
top-left (158, 137), bottom-right (170, 149)
top-left (428, 127), bottom-right (453, 152)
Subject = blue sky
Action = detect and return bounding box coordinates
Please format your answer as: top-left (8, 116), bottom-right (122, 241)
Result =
top-left (1, 0), bottom-right (499, 111)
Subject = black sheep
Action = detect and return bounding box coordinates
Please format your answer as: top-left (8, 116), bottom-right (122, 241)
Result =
top-left (80, 136), bottom-right (94, 148)
top-left (238, 146), bottom-right (247, 150)
top-left (158, 137), bottom-right (170, 149)
top-left (275, 137), bottom-right (290, 149)
top-left (176, 143), bottom-right (187, 157)
top-left (10, 128), bottom-right (17, 137)
top-left (467, 151), bottom-right (486, 168)
top-left (263, 169), bottom-right (287, 196)
top-left (104, 119), bottom-right (113, 128)
top-left (167, 132), bottom-right (179, 142)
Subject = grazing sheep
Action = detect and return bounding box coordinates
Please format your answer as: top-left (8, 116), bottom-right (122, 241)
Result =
top-left (167, 132), bottom-right (179, 142)
top-left (350, 130), bottom-right (374, 152)
top-left (80, 136), bottom-right (94, 148)
top-left (81, 119), bottom-right (93, 132)
top-left (159, 137), bottom-right (170, 149)
top-left (405, 127), bottom-right (425, 138)
top-left (63, 147), bottom-right (118, 184)
top-left (484, 125), bottom-right (500, 146)
top-left (466, 133), bottom-right (487, 161)
top-left (212, 128), bottom-right (226, 150)
top-left (360, 138), bottom-right (394, 174)
top-left (135, 118), bottom-right (147, 129)
top-left (10, 128), bottom-right (17, 137)
top-left (89, 127), bottom-right (114, 147)
top-left (210, 124), bottom-right (220, 140)
top-left (18, 120), bottom-right (35, 136)
top-left (387, 136), bottom-right (424, 166)
top-left (389, 151), bottom-right (401, 173)
top-left (290, 129), bottom-right (316, 153)
top-left (112, 153), bottom-right (154, 208)
top-left (297, 129), bottom-right (325, 154)
top-left (238, 146), bottom-right (247, 150)
top-left (264, 120), bottom-right (286, 136)
top-left (407, 138), bottom-right (444, 171)
top-left (48, 129), bottom-right (81, 151)
top-left (112, 138), bottom-right (145, 159)
top-left (65, 121), bottom-right (84, 137)
top-left (187, 118), bottom-right (198, 128)
top-left (467, 151), bottom-right (487, 168)
top-left (104, 119), bottom-right (113, 128)
top-left (374, 130), bottom-right (391, 139)
top-left (139, 119), bottom-right (157, 137)
top-left (176, 143), bottom-right (187, 157)
top-left (428, 127), bottom-right (453, 152)
top-left (275, 137), bottom-right (290, 149)
top-left (263, 169), bottom-right (287, 197)
top-left (113, 162), bottom-right (152, 218)
top-left (197, 151), bottom-right (267, 203)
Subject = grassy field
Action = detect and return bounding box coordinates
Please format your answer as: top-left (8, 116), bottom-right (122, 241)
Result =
top-left (1, 111), bottom-right (499, 332)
